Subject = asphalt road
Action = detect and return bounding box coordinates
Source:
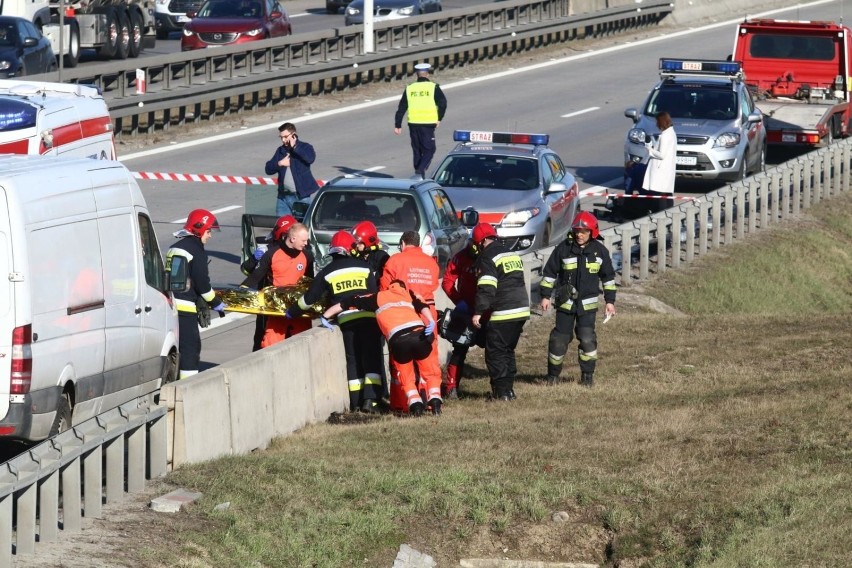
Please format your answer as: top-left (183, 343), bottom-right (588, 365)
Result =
top-left (116, 0), bottom-right (835, 369)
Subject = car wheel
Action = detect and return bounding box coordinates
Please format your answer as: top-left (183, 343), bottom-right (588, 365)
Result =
top-left (164, 349), bottom-right (179, 385)
top-left (542, 221), bottom-right (552, 248)
top-left (128, 10), bottom-right (143, 57)
top-left (737, 156), bottom-right (748, 182)
top-left (756, 143), bottom-right (766, 175)
top-left (49, 393), bottom-right (73, 438)
top-left (63, 20), bottom-right (80, 68)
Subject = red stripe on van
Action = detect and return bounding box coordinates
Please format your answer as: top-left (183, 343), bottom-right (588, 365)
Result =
top-left (47, 116), bottom-right (113, 150)
top-left (0, 140), bottom-right (31, 154)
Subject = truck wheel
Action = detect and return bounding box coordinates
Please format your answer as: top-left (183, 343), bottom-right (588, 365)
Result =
top-left (128, 10), bottom-right (143, 57)
top-left (98, 8), bottom-right (118, 58)
top-left (114, 11), bottom-right (131, 59)
top-left (49, 394), bottom-right (73, 438)
top-left (63, 20), bottom-right (80, 68)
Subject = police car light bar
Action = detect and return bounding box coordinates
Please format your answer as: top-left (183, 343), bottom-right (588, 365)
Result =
top-left (659, 58), bottom-right (742, 77)
top-left (453, 130), bottom-right (549, 146)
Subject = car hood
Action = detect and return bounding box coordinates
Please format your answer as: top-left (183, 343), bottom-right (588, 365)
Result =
top-left (347, 0), bottom-right (415, 8)
top-left (441, 187), bottom-right (542, 219)
top-left (186, 18), bottom-right (264, 32)
top-left (635, 115), bottom-right (740, 140)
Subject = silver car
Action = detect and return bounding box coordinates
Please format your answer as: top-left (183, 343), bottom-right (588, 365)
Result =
top-left (624, 58), bottom-right (766, 183)
top-left (344, 0), bottom-right (442, 26)
top-left (431, 130), bottom-right (580, 252)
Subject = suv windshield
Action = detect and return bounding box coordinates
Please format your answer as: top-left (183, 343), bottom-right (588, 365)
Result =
top-left (434, 155), bottom-right (539, 190)
top-left (645, 85), bottom-right (738, 121)
top-left (311, 191), bottom-right (421, 232)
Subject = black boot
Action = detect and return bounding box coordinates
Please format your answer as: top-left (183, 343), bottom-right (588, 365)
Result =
top-left (409, 402), bottom-right (425, 417)
top-left (429, 398), bottom-right (442, 416)
top-left (546, 374), bottom-right (559, 386)
top-left (580, 372), bottom-right (594, 387)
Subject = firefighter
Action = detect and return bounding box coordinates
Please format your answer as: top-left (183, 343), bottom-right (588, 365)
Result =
top-left (240, 214), bottom-right (296, 351)
top-left (167, 209), bottom-right (226, 380)
top-left (470, 222), bottom-right (530, 401)
top-left (352, 220), bottom-right (390, 282)
top-left (539, 211), bottom-right (617, 388)
top-left (323, 280), bottom-right (438, 416)
top-left (440, 238), bottom-right (486, 399)
top-left (379, 231), bottom-right (442, 413)
top-left (241, 220), bottom-right (314, 349)
top-left (287, 230), bottom-right (384, 413)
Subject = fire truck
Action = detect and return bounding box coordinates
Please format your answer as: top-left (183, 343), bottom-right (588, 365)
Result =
top-left (732, 19), bottom-right (852, 147)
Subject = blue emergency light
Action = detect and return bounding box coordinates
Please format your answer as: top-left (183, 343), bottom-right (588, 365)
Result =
top-left (0, 100), bottom-right (37, 131)
top-left (453, 130), bottom-right (549, 145)
top-left (659, 58), bottom-right (742, 77)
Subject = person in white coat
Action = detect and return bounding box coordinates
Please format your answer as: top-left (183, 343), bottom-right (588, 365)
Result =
top-left (642, 111), bottom-right (676, 212)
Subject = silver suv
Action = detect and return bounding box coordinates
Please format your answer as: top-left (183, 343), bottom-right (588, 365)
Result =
top-left (624, 58), bottom-right (766, 183)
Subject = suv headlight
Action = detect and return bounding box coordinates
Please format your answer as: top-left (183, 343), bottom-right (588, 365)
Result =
top-left (0, 61), bottom-right (10, 71)
top-left (346, 6), bottom-right (360, 14)
top-left (501, 208), bottom-right (541, 228)
top-left (245, 28), bottom-right (263, 37)
top-left (714, 132), bottom-right (741, 148)
top-left (627, 128), bottom-right (647, 144)
top-left (397, 5), bottom-right (415, 14)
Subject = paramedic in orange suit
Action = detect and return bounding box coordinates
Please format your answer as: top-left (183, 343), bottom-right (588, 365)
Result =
top-left (241, 222), bottom-right (314, 347)
top-left (324, 280), bottom-right (439, 416)
top-left (379, 230), bottom-right (441, 410)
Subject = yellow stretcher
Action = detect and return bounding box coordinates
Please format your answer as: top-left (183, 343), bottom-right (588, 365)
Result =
top-left (214, 277), bottom-right (326, 318)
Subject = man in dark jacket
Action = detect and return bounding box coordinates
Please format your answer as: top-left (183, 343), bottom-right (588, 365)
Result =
top-left (265, 122), bottom-right (320, 216)
top-left (166, 209), bottom-right (226, 380)
top-left (470, 223), bottom-right (530, 401)
top-left (539, 211), bottom-right (617, 388)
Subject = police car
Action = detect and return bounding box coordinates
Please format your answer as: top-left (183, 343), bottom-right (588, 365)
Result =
top-left (430, 130), bottom-right (580, 252)
top-left (624, 58), bottom-right (766, 184)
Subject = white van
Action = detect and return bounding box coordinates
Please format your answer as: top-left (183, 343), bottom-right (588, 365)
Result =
top-left (0, 156), bottom-right (179, 442)
top-left (0, 80), bottom-right (115, 160)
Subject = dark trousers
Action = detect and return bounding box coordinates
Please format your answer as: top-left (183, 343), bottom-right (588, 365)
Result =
top-left (408, 124), bottom-right (437, 175)
top-left (341, 318), bottom-right (384, 410)
top-left (645, 190), bottom-right (674, 213)
top-left (252, 314), bottom-right (267, 352)
top-left (547, 310), bottom-right (598, 376)
top-left (178, 314), bottom-right (201, 377)
top-left (485, 319), bottom-right (526, 396)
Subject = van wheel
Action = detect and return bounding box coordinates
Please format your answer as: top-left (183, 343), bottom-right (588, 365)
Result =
top-left (114, 11), bottom-right (131, 60)
top-left (61, 20), bottom-right (80, 68)
top-left (128, 10), bottom-right (143, 58)
top-left (164, 350), bottom-right (178, 385)
top-left (49, 394), bottom-right (72, 438)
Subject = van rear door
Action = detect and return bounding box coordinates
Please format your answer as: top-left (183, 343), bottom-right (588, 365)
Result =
top-left (0, 185), bottom-right (13, 423)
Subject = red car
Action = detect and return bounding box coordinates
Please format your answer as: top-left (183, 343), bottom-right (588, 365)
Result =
top-left (181, 0), bottom-right (291, 51)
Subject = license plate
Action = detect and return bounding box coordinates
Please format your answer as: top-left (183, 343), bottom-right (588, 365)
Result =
top-left (469, 131), bottom-right (493, 143)
top-left (682, 61), bottom-right (702, 71)
top-left (782, 134), bottom-right (797, 142)
top-left (676, 156), bottom-right (697, 166)
top-left (178, 15), bottom-right (191, 22)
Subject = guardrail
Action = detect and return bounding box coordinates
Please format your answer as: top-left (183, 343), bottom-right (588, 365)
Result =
top-left (31, 0), bottom-right (674, 137)
top-left (596, 142), bottom-right (851, 286)
top-left (0, 404), bottom-right (167, 563)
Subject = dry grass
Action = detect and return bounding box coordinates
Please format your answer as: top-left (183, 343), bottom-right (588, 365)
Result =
top-left (116, 194), bottom-right (851, 568)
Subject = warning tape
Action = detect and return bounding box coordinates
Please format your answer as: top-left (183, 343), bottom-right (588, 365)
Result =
top-left (585, 190), bottom-right (696, 201)
top-left (132, 171), bottom-right (279, 185)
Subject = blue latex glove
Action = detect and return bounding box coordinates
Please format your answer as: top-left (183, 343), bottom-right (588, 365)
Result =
top-left (455, 300), bottom-right (469, 314)
top-left (212, 303), bottom-right (227, 317)
top-left (319, 316), bottom-right (334, 330)
top-left (424, 320), bottom-right (435, 337)
top-left (253, 248), bottom-right (265, 261)
top-left (284, 307), bottom-right (296, 319)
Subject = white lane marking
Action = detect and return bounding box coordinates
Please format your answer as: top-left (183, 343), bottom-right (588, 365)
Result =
top-left (561, 107), bottom-right (599, 118)
top-left (289, 12), bottom-right (311, 18)
top-left (171, 205), bottom-right (242, 224)
top-left (119, 0), bottom-right (832, 162)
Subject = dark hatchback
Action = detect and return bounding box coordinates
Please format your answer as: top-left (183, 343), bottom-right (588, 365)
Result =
top-left (0, 17), bottom-right (56, 78)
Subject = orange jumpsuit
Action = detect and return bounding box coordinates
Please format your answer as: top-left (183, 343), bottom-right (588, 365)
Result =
top-left (380, 246), bottom-right (441, 408)
top-left (351, 283), bottom-right (436, 412)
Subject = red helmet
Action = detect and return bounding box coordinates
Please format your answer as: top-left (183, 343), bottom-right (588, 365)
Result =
top-left (328, 230), bottom-right (357, 256)
top-left (272, 215), bottom-right (297, 241)
top-left (471, 222), bottom-right (498, 246)
top-left (352, 220), bottom-right (379, 247)
top-left (571, 211), bottom-right (599, 239)
top-left (184, 209), bottom-right (220, 237)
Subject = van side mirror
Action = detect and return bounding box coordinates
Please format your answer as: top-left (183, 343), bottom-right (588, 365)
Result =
top-left (461, 207), bottom-right (479, 227)
top-left (165, 254), bottom-right (189, 293)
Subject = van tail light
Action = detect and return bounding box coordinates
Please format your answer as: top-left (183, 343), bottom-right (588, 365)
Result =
top-left (11, 325), bottom-right (33, 394)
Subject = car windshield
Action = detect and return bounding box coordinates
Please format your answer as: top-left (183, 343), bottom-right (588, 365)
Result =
top-left (433, 155), bottom-right (539, 190)
top-left (646, 85), bottom-right (738, 121)
top-left (199, 0), bottom-right (262, 17)
top-left (311, 191), bottom-right (421, 233)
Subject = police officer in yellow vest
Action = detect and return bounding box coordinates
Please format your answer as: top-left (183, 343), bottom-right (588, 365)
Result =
top-left (394, 62), bottom-right (448, 179)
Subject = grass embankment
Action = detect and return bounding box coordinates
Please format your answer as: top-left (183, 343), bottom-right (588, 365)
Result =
top-left (139, 193), bottom-right (852, 567)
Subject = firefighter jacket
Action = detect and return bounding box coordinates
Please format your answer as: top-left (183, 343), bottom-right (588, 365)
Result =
top-left (379, 246), bottom-right (439, 305)
top-left (358, 245), bottom-right (390, 283)
top-left (474, 242), bottom-right (530, 323)
top-left (539, 235), bottom-right (616, 313)
top-left (167, 235), bottom-right (223, 315)
top-left (240, 242), bottom-right (314, 290)
top-left (349, 282), bottom-right (430, 342)
top-left (290, 255), bottom-right (376, 325)
top-left (442, 245), bottom-right (478, 306)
